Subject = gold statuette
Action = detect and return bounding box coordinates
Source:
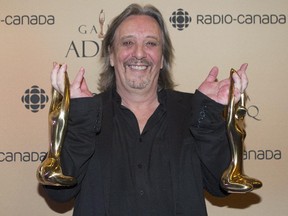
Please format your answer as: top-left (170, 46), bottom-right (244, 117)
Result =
top-left (36, 70), bottom-right (76, 186)
top-left (98, 9), bottom-right (105, 40)
top-left (221, 68), bottom-right (262, 193)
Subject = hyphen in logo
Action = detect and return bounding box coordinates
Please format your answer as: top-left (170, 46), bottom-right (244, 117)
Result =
top-left (21, 85), bottom-right (49, 113)
top-left (169, 9), bottom-right (192, 31)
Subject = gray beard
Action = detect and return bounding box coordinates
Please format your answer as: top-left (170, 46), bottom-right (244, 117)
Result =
top-left (126, 78), bottom-right (151, 89)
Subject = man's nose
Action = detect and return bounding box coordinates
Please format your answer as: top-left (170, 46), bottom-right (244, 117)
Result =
top-left (132, 44), bottom-right (147, 59)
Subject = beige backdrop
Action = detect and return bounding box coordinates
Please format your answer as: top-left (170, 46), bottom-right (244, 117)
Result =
top-left (1, 0), bottom-right (287, 215)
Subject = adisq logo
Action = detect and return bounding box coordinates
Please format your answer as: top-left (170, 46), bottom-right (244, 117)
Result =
top-left (21, 85), bottom-right (49, 113)
top-left (65, 10), bottom-right (107, 58)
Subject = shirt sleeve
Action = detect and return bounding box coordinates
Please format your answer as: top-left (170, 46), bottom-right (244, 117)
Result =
top-left (189, 90), bottom-right (230, 197)
top-left (43, 95), bottom-right (102, 202)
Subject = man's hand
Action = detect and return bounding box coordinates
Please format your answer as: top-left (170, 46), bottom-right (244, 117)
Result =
top-left (198, 63), bottom-right (248, 105)
top-left (51, 63), bottom-right (93, 98)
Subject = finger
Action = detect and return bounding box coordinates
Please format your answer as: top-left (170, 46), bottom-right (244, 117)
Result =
top-left (205, 66), bottom-right (219, 83)
top-left (237, 63), bottom-right (249, 92)
top-left (241, 70), bottom-right (248, 92)
top-left (72, 67), bottom-right (85, 89)
top-left (51, 62), bottom-right (60, 90)
top-left (80, 76), bottom-right (89, 91)
top-left (56, 64), bottom-right (67, 94)
top-left (239, 63), bottom-right (248, 71)
top-left (241, 66), bottom-right (249, 92)
top-left (232, 71), bottom-right (241, 101)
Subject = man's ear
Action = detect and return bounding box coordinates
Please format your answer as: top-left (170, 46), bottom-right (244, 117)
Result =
top-left (160, 55), bottom-right (164, 69)
top-left (108, 46), bottom-right (114, 67)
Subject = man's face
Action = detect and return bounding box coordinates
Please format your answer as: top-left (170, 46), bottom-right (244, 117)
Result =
top-left (109, 15), bottom-right (163, 93)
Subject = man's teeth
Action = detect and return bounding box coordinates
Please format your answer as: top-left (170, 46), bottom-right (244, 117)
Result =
top-left (129, 65), bottom-right (147, 70)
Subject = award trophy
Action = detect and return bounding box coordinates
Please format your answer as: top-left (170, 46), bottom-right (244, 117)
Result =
top-left (98, 9), bottom-right (105, 40)
top-left (36, 70), bottom-right (77, 186)
top-left (221, 68), bottom-right (262, 193)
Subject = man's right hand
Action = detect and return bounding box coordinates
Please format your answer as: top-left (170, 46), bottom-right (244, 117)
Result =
top-left (51, 63), bottom-right (93, 98)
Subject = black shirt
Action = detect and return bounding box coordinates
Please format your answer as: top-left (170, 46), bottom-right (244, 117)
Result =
top-left (110, 90), bottom-right (174, 215)
top-left (44, 89), bottom-right (230, 216)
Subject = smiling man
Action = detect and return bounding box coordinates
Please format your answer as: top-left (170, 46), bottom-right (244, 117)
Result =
top-left (44, 3), bottom-right (248, 216)
top-left (111, 15), bottom-right (163, 91)
top-left (109, 14), bottom-right (165, 132)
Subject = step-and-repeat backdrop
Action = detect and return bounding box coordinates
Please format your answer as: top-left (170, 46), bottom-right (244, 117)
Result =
top-left (1, 0), bottom-right (287, 215)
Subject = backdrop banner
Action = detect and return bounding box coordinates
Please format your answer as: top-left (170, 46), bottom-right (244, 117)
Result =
top-left (1, 0), bottom-right (287, 215)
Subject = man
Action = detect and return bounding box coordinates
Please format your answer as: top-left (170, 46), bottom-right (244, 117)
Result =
top-left (44, 3), bottom-right (248, 216)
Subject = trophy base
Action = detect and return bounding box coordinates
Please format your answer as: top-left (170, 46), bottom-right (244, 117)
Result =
top-left (221, 172), bottom-right (263, 193)
top-left (37, 157), bottom-right (77, 187)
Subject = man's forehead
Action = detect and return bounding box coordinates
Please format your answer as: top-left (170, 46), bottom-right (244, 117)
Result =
top-left (115, 15), bottom-right (161, 38)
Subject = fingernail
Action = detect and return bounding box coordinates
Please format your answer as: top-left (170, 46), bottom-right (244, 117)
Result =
top-left (243, 63), bottom-right (248, 69)
top-left (60, 63), bottom-right (67, 70)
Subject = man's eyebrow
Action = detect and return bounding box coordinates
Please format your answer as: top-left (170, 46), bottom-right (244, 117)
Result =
top-left (145, 35), bottom-right (161, 41)
top-left (119, 35), bottom-right (160, 40)
top-left (120, 35), bottom-right (134, 40)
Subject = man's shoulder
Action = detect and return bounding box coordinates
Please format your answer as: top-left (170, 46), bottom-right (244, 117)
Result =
top-left (165, 89), bottom-right (194, 100)
top-left (164, 89), bottom-right (195, 110)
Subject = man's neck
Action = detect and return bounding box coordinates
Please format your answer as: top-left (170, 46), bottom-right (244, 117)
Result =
top-left (117, 86), bottom-right (159, 109)
top-left (116, 86), bottom-right (160, 133)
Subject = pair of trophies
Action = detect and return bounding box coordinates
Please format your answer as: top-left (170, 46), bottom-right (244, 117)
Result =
top-left (36, 68), bottom-right (262, 193)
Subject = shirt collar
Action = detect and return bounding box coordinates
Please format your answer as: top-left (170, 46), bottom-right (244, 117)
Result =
top-left (112, 88), bottom-right (167, 107)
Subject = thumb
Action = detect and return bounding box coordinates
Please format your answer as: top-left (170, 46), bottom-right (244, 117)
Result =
top-left (205, 66), bottom-right (219, 83)
top-left (72, 67), bottom-right (85, 88)
top-left (80, 76), bottom-right (89, 91)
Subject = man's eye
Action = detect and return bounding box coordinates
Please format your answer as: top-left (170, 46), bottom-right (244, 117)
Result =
top-left (146, 41), bottom-right (158, 47)
top-left (122, 41), bottom-right (133, 46)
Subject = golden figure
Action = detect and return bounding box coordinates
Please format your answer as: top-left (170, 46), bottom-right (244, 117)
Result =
top-left (221, 68), bottom-right (262, 193)
top-left (98, 9), bottom-right (105, 40)
top-left (36, 70), bottom-right (76, 186)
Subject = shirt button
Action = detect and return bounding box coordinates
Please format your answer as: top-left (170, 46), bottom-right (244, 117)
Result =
top-left (139, 190), bottom-right (144, 196)
top-left (137, 163), bottom-right (143, 169)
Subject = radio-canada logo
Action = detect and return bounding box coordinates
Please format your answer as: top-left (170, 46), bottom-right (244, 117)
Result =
top-left (21, 85), bottom-right (49, 113)
top-left (169, 9), bottom-right (192, 31)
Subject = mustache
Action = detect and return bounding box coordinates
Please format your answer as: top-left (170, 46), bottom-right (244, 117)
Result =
top-left (124, 58), bottom-right (151, 67)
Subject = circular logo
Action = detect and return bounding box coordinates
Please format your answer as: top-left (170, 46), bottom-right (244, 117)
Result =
top-left (21, 85), bottom-right (49, 113)
top-left (169, 9), bottom-right (192, 31)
